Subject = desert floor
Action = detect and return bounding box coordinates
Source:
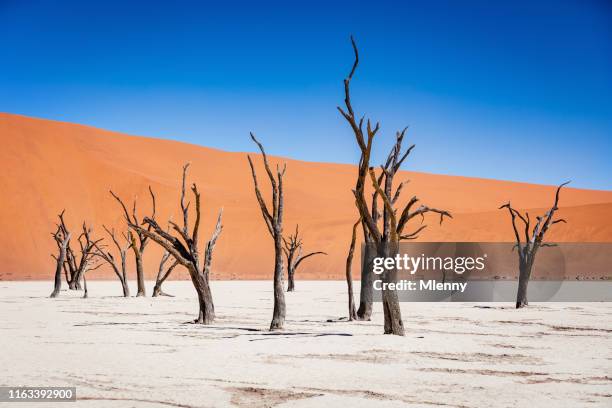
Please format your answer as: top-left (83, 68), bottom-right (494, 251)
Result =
top-left (1, 281), bottom-right (610, 407)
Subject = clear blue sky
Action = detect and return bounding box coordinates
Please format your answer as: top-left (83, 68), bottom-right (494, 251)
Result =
top-left (1, 0), bottom-right (610, 189)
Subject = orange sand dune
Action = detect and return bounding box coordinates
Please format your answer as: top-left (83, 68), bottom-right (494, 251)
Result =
top-left (1, 112), bottom-right (611, 281)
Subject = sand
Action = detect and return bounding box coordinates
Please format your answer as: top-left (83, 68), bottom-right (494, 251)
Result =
top-left (1, 281), bottom-right (610, 407)
top-left (1, 112), bottom-right (612, 281)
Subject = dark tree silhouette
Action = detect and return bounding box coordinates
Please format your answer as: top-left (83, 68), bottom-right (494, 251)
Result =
top-left (339, 36), bottom-right (451, 335)
top-left (500, 181), bottom-right (569, 308)
top-left (110, 186), bottom-right (156, 297)
top-left (125, 164), bottom-right (223, 324)
top-left (50, 211), bottom-right (72, 298)
top-left (345, 218), bottom-right (360, 320)
top-left (282, 225), bottom-right (326, 292)
top-left (63, 219), bottom-right (102, 291)
top-left (247, 133), bottom-right (287, 330)
top-left (153, 249), bottom-right (178, 297)
top-left (93, 226), bottom-right (132, 297)
top-left (51, 212), bottom-right (98, 291)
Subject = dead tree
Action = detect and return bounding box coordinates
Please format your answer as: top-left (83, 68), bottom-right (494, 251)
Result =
top-left (52, 211), bottom-right (86, 290)
top-left (345, 218), bottom-right (360, 320)
top-left (153, 249), bottom-right (178, 297)
top-left (110, 186), bottom-right (156, 296)
top-left (500, 181), bottom-right (569, 308)
top-left (63, 221), bottom-right (102, 290)
top-left (93, 226), bottom-right (132, 297)
top-left (50, 211), bottom-right (72, 298)
top-left (353, 124), bottom-right (404, 320)
top-left (282, 225), bottom-right (326, 292)
top-left (247, 133), bottom-right (287, 330)
top-left (125, 164), bottom-right (222, 324)
top-left (339, 36), bottom-right (451, 335)
top-left (58, 221), bottom-right (102, 297)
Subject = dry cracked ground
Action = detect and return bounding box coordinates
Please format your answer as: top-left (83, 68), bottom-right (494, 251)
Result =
top-left (0, 281), bottom-right (610, 407)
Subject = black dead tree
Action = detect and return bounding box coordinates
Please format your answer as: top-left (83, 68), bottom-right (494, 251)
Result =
top-left (110, 186), bottom-right (156, 296)
top-left (63, 219), bottom-right (102, 291)
top-left (339, 36), bottom-right (451, 335)
top-left (93, 226), bottom-right (132, 297)
top-left (500, 181), bottom-right (569, 309)
top-left (351, 133), bottom-right (403, 320)
top-left (247, 133), bottom-right (287, 330)
top-left (51, 216), bottom-right (102, 298)
top-left (282, 225), bottom-right (326, 292)
top-left (153, 249), bottom-right (179, 297)
top-left (50, 211), bottom-right (72, 298)
top-left (52, 211), bottom-right (93, 291)
top-left (354, 162), bottom-right (412, 320)
top-left (74, 223), bottom-right (103, 292)
top-left (80, 260), bottom-right (102, 299)
top-left (345, 218), bottom-right (361, 320)
top-left (126, 164), bottom-right (223, 324)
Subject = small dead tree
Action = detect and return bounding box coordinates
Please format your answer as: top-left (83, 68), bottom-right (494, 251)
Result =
top-left (125, 164), bottom-right (223, 324)
top-left (247, 133), bottom-right (287, 330)
top-left (53, 212), bottom-right (92, 290)
top-left (153, 249), bottom-right (178, 297)
top-left (282, 225), bottom-right (326, 292)
top-left (50, 211), bottom-right (72, 298)
top-left (339, 36), bottom-right (451, 335)
top-left (500, 181), bottom-right (569, 309)
top-left (345, 218), bottom-right (360, 320)
top-left (110, 187), bottom-right (156, 296)
top-left (93, 226), bottom-right (132, 297)
top-left (63, 220), bottom-right (102, 290)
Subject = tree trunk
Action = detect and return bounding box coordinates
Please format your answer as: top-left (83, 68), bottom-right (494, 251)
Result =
top-left (133, 245), bottom-right (146, 297)
top-left (346, 273), bottom-right (357, 321)
top-left (382, 243), bottom-right (404, 335)
top-left (66, 251), bottom-right (80, 290)
top-left (153, 253), bottom-right (176, 297)
top-left (356, 249), bottom-right (374, 320)
top-left (345, 219), bottom-right (359, 320)
top-left (381, 265), bottom-right (404, 335)
top-left (516, 256), bottom-right (533, 309)
top-left (74, 266), bottom-right (86, 290)
top-left (270, 236), bottom-right (286, 330)
top-left (68, 277), bottom-right (82, 290)
top-left (287, 266), bottom-right (295, 292)
top-left (356, 286), bottom-right (373, 320)
top-left (185, 264), bottom-right (215, 324)
top-left (82, 274), bottom-right (88, 298)
top-left (382, 287), bottom-right (404, 335)
top-left (193, 272), bottom-right (215, 324)
top-left (50, 249), bottom-right (68, 298)
top-left (121, 278), bottom-right (130, 297)
top-left (120, 256), bottom-right (130, 297)
top-left (153, 261), bottom-right (177, 297)
top-left (152, 275), bottom-right (175, 297)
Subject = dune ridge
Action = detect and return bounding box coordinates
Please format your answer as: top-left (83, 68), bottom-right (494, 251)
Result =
top-left (1, 112), bottom-right (611, 280)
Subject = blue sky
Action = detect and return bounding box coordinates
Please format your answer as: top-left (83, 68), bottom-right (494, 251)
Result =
top-left (1, 0), bottom-right (610, 189)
